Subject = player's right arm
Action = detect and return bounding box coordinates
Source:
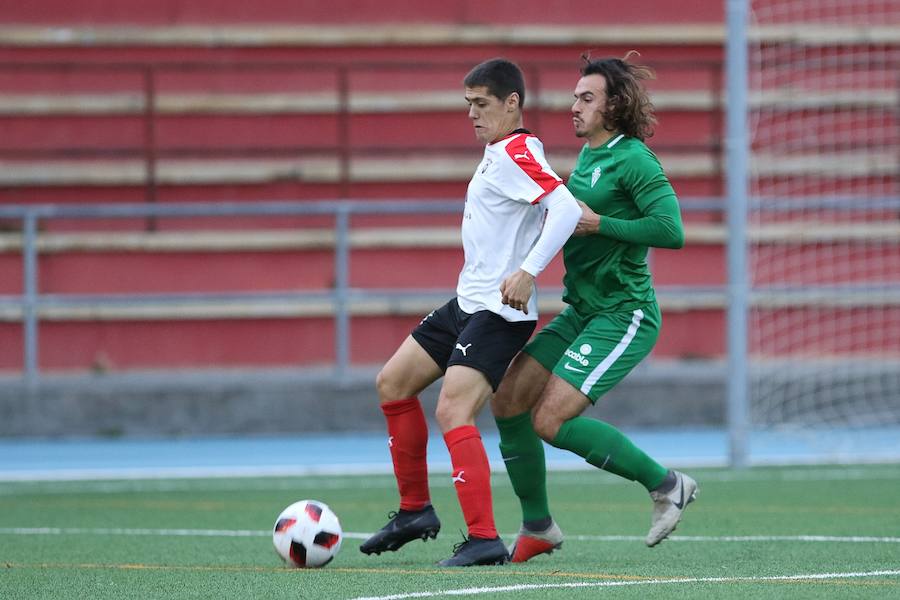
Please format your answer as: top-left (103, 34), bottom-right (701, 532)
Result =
top-left (577, 148), bottom-right (684, 249)
top-left (584, 196), bottom-right (683, 249)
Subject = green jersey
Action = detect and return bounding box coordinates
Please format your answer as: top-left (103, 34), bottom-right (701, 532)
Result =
top-left (562, 134), bottom-right (684, 315)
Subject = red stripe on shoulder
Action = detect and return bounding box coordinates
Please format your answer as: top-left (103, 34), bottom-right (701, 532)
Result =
top-left (504, 135), bottom-right (562, 202)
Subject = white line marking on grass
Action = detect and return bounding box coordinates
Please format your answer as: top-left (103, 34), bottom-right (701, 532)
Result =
top-left (0, 527), bottom-right (373, 540)
top-left (2, 528), bottom-right (899, 544)
top-left (0, 464), bottom-right (397, 482)
top-left (679, 466), bottom-right (900, 483)
top-left (0, 476), bottom-right (405, 496)
top-left (2, 462), bottom-right (898, 484)
top-left (347, 570), bottom-right (900, 600)
top-left (569, 534), bottom-right (900, 543)
top-left (0, 527), bottom-right (270, 537)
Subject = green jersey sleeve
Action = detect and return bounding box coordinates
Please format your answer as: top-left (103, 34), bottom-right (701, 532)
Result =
top-left (597, 146), bottom-right (684, 249)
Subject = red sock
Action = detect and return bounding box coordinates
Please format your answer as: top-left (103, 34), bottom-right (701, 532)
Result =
top-left (382, 397), bottom-right (430, 511)
top-left (444, 425), bottom-right (498, 539)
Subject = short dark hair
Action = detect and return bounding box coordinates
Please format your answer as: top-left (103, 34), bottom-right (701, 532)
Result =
top-left (580, 51), bottom-right (656, 140)
top-left (464, 58), bottom-right (526, 109)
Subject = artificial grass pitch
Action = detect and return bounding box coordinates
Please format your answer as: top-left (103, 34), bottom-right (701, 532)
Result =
top-left (2, 465), bottom-right (899, 599)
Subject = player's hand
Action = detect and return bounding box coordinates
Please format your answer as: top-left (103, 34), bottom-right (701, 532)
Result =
top-left (500, 269), bottom-right (535, 314)
top-left (573, 200), bottom-right (601, 236)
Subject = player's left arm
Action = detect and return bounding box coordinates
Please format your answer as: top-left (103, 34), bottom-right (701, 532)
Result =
top-left (577, 150), bottom-right (685, 249)
top-left (501, 185), bottom-right (581, 313)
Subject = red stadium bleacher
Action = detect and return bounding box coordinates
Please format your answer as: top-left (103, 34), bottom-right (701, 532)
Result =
top-left (1, 1), bottom-right (894, 373)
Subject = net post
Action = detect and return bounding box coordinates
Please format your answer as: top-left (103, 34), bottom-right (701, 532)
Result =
top-left (725, 0), bottom-right (751, 468)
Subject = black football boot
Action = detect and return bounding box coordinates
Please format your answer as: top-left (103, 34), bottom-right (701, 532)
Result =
top-left (359, 505), bottom-right (441, 555)
top-left (437, 535), bottom-right (509, 567)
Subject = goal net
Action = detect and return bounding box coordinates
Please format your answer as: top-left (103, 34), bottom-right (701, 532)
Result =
top-left (747, 0), bottom-right (900, 460)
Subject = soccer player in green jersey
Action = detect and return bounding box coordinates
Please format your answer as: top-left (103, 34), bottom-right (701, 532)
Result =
top-left (491, 53), bottom-right (699, 563)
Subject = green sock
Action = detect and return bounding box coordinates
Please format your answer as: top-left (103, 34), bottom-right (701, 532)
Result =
top-left (552, 416), bottom-right (668, 491)
top-left (496, 411), bottom-right (550, 523)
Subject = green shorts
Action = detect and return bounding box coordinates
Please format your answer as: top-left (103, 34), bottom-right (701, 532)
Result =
top-left (523, 302), bottom-right (660, 403)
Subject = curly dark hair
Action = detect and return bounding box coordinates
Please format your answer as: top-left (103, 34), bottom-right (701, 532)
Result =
top-left (580, 51), bottom-right (656, 140)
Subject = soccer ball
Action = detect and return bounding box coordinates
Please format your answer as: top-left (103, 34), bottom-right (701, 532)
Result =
top-left (272, 499), bottom-right (343, 568)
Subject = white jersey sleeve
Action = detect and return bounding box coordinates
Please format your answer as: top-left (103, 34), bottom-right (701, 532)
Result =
top-left (519, 184), bottom-right (580, 277)
top-left (500, 134), bottom-right (564, 204)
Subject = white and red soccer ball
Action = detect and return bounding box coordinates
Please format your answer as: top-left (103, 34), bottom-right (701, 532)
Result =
top-left (273, 499), bottom-right (343, 568)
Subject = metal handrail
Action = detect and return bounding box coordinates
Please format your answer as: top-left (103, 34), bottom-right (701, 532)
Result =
top-left (1, 200), bottom-right (465, 386)
top-left (3, 197), bottom-right (898, 386)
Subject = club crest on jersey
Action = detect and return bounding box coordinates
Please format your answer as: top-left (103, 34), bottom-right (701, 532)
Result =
top-left (591, 166), bottom-right (602, 187)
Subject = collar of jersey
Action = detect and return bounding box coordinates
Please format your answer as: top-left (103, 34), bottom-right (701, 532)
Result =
top-left (584, 132), bottom-right (626, 152)
top-left (488, 128), bottom-right (532, 146)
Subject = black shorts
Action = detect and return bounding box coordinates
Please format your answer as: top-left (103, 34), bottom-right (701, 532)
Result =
top-left (411, 298), bottom-right (536, 391)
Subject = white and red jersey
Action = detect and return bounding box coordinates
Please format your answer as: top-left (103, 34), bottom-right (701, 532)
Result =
top-left (457, 130), bottom-right (564, 322)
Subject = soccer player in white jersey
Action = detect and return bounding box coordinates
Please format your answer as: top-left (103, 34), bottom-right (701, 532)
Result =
top-left (360, 58), bottom-right (581, 567)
